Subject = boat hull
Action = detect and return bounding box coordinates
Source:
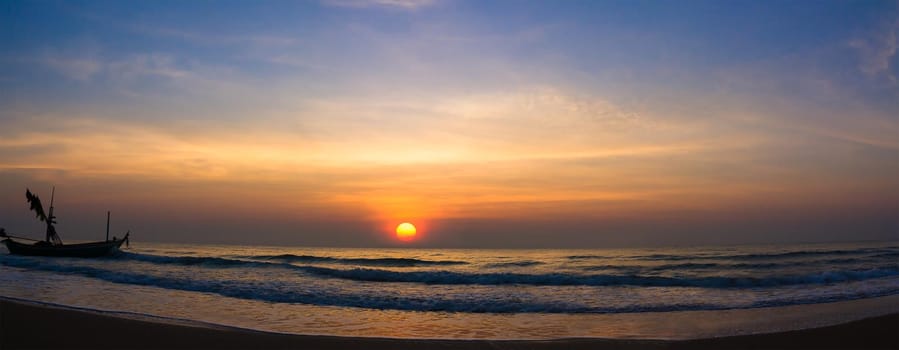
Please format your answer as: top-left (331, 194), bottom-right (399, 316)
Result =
top-left (2, 238), bottom-right (125, 257)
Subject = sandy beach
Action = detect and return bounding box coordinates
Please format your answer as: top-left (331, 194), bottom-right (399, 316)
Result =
top-left (1, 299), bottom-right (896, 350)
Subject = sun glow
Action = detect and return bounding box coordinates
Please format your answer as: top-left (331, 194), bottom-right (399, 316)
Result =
top-left (395, 222), bottom-right (417, 241)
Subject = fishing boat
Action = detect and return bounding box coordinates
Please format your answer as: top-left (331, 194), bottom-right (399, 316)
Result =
top-left (1, 187), bottom-right (129, 258)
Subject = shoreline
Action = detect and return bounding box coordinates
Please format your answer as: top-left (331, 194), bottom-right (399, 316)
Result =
top-left (1, 298), bottom-right (897, 349)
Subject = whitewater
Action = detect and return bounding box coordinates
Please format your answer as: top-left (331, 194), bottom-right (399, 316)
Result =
top-left (1, 241), bottom-right (897, 339)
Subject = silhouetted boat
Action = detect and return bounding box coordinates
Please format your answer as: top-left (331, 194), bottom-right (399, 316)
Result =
top-left (1, 187), bottom-right (130, 258)
top-left (2, 237), bottom-right (128, 257)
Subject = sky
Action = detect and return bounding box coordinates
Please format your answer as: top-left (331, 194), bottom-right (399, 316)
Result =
top-left (0, 0), bottom-right (897, 248)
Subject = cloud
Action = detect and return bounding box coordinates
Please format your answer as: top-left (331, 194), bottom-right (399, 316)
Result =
top-left (849, 18), bottom-right (898, 83)
top-left (30, 50), bottom-right (190, 84)
top-left (439, 87), bottom-right (642, 126)
top-left (2, 82), bottom-right (895, 240)
top-left (267, 55), bottom-right (330, 71)
top-left (73, 9), bottom-right (299, 49)
top-left (32, 45), bottom-right (103, 81)
top-left (275, 86), bottom-right (659, 165)
top-left (22, 48), bottom-right (260, 106)
top-left (41, 56), bottom-right (102, 81)
top-left (322, 0), bottom-right (436, 10)
top-left (105, 54), bottom-right (190, 81)
top-left (133, 24), bottom-right (299, 48)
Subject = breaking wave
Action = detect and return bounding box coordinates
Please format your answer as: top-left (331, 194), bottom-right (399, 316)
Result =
top-left (297, 265), bottom-right (899, 288)
top-left (114, 252), bottom-right (465, 268)
top-left (4, 251), bottom-right (896, 290)
top-left (2, 255), bottom-right (898, 313)
top-left (246, 254), bottom-right (467, 267)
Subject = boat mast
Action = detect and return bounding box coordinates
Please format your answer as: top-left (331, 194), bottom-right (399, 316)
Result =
top-left (46, 187), bottom-right (55, 243)
top-left (45, 186), bottom-right (62, 245)
top-left (106, 211), bottom-right (110, 242)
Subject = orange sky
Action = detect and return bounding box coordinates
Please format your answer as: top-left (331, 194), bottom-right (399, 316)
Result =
top-left (1, 1), bottom-right (897, 247)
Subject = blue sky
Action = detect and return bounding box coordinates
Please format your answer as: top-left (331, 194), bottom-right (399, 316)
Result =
top-left (0, 0), bottom-right (897, 247)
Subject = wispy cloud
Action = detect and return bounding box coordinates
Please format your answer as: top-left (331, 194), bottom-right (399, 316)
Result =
top-left (22, 47), bottom-right (260, 106)
top-left (32, 45), bottom-right (104, 81)
top-left (849, 17), bottom-right (898, 83)
top-left (279, 86), bottom-right (656, 160)
top-left (266, 55), bottom-right (331, 71)
top-left (41, 56), bottom-right (102, 81)
top-left (105, 54), bottom-right (191, 81)
top-left (26, 49), bottom-right (190, 84)
top-left (132, 24), bottom-right (299, 48)
top-left (437, 87), bottom-right (642, 126)
top-left (322, 0), bottom-right (437, 10)
top-left (73, 8), bottom-right (299, 49)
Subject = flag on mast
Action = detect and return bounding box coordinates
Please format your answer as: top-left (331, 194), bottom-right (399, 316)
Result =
top-left (25, 188), bottom-right (62, 245)
top-left (25, 189), bottom-right (48, 222)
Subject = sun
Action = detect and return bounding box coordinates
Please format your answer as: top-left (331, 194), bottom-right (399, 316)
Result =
top-left (395, 222), bottom-right (417, 241)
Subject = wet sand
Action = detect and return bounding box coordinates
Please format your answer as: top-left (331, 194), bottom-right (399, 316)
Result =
top-left (1, 299), bottom-right (896, 349)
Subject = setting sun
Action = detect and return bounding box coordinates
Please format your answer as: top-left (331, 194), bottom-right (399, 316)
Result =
top-left (395, 222), bottom-right (417, 241)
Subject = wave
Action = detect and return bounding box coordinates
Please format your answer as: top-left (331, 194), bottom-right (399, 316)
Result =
top-left (644, 248), bottom-right (898, 261)
top-left (115, 253), bottom-right (263, 267)
top-left (869, 252), bottom-right (899, 259)
top-left (111, 252), bottom-right (465, 269)
top-left (4, 256), bottom-right (899, 314)
top-left (598, 257), bottom-right (894, 273)
top-left (570, 247), bottom-right (898, 262)
top-left (483, 261), bottom-right (544, 268)
top-left (82, 252), bottom-right (899, 288)
top-left (295, 265), bottom-right (899, 288)
top-left (246, 254), bottom-right (467, 267)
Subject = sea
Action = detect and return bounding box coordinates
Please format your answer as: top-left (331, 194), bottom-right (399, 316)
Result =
top-left (1, 241), bottom-right (898, 340)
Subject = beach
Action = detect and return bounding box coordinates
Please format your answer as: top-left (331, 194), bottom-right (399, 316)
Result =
top-left (1, 299), bottom-right (897, 350)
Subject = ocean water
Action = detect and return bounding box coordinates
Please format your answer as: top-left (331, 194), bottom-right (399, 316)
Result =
top-left (1, 241), bottom-right (897, 339)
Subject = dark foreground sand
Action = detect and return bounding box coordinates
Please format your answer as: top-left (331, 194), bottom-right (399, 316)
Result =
top-left (1, 299), bottom-right (897, 350)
